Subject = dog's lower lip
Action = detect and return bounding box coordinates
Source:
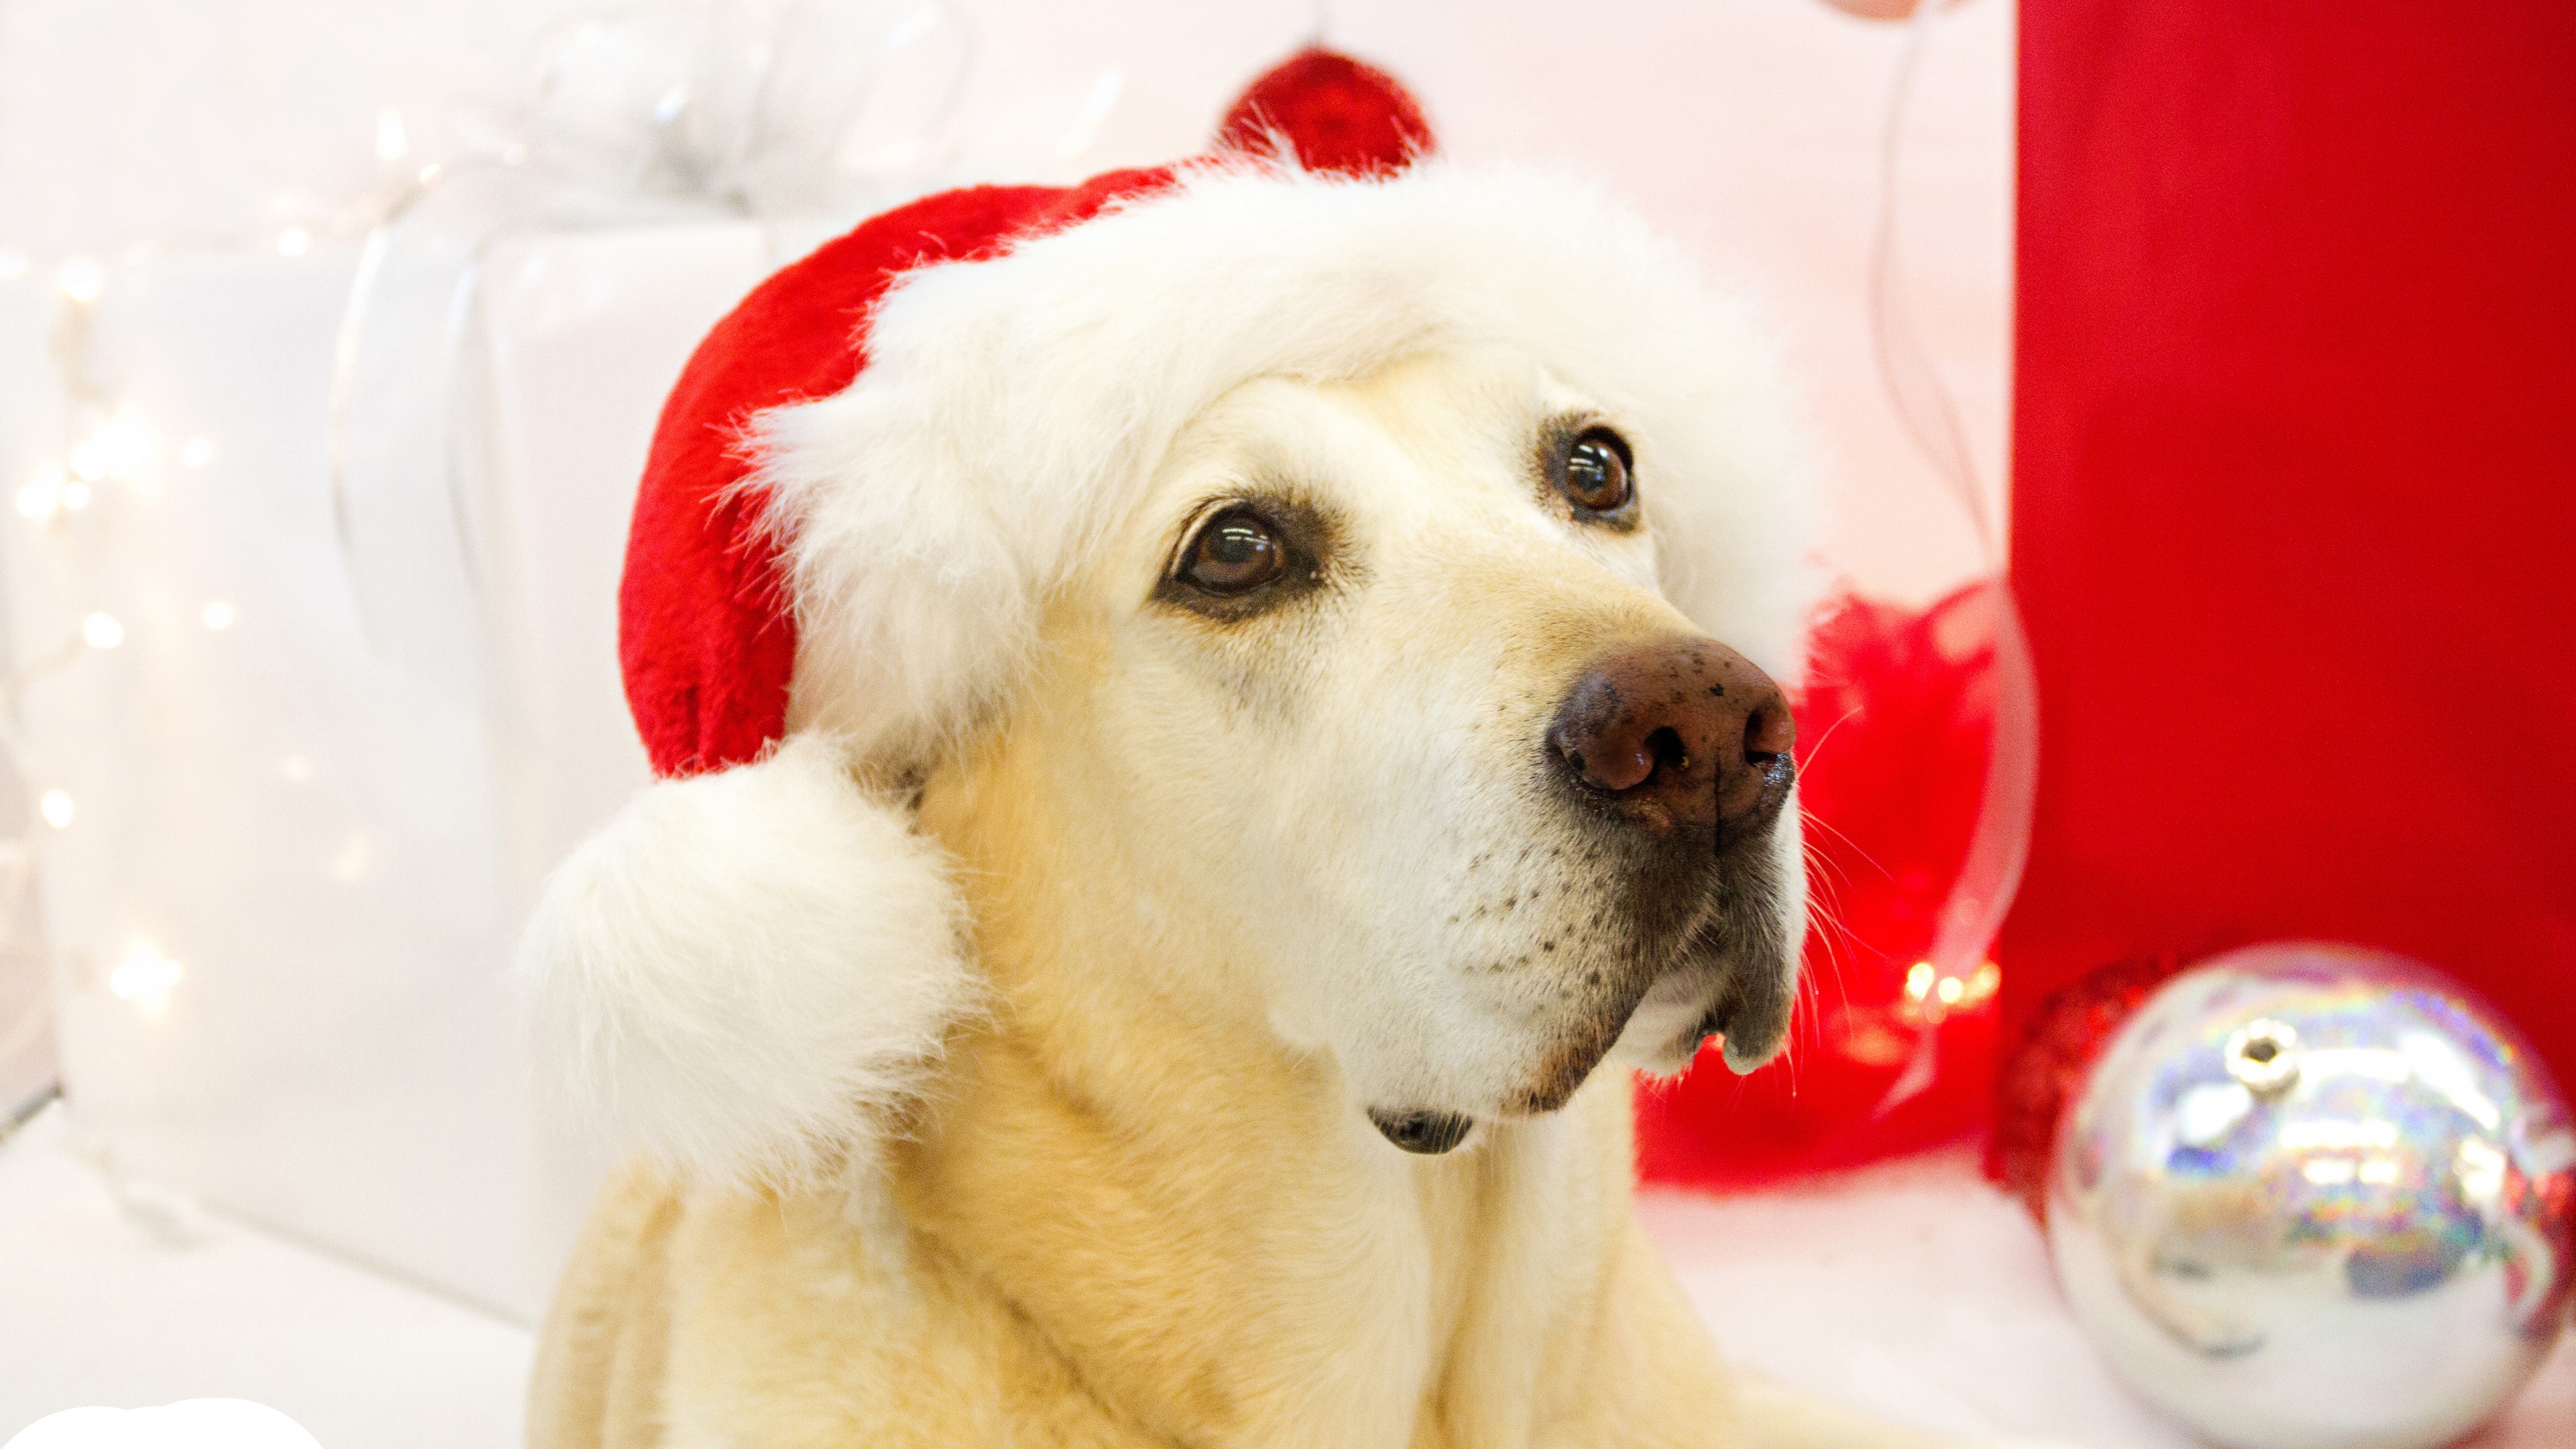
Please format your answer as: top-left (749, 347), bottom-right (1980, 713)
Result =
top-left (1678, 1019), bottom-right (1723, 1061)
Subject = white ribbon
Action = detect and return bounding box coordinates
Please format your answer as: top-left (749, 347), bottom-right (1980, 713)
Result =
top-left (326, 1), bottom-right (978, 701)
top-left (1866, 0), bottom-right (2039, 1114)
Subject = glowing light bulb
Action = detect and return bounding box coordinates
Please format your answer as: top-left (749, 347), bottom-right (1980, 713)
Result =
top-left (38, 790), bottom-right (74, 829)
top-left (276, 228), bottom-right (312, 258)
top-left (82, 612), bottom-right (124, 649)
top-left (179, 438), bottom-right (213, 468)
top-left (66, 407), bottom-right (154, 486)
top-left (110, 937), bottom-right (183, 1013)
top-left (15, 463), bottom-right (64, 519)
top-left (60, 481), bottom-right (91, 511)
top-left (57, 258), bottom-right (105, 303)
top-left (201, 600), bottom-right (235, 630)
top-left (376, 109), bottom-right (409, 162)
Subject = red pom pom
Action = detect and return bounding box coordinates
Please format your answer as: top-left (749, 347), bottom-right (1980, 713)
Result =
top-left (1215, 48), bottom-right (1436, 176)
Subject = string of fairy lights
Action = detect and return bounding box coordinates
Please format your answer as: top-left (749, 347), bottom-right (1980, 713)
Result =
top-left (0, 109), bottom-right (444, 1089)
top-left (0, 6), bottom-right (1000, 1095)
top-left (0, 6), bottom-right (987, 1100)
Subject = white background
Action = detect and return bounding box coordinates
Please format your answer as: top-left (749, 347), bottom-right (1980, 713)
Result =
top-left (0, 0), bottom-right (2027, 1435)
top-left (0, 0), bottom-right (2012, 596)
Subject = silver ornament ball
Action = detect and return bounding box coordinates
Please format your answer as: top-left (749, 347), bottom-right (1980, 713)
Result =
top-left (2048, 942), bottom-right (2576, 1449)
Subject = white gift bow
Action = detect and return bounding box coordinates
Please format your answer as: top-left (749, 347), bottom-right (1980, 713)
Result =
top-left (324, 0), bottom-right (987, 705)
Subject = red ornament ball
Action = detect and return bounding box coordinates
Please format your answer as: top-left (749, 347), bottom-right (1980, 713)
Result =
top-left (1987, 953), bottom-right (2186, 1220)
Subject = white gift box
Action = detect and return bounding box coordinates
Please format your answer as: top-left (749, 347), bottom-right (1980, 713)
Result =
top-left (1, 222), bottom-right (782, 1317)
top-left (0, 276), bottom-right (60, 1124)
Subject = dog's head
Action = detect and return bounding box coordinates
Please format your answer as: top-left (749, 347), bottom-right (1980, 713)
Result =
top-left (527, 159), bottom-right (1822, 1184)
top-left (1016, 342), bottom-right (1807, 1151)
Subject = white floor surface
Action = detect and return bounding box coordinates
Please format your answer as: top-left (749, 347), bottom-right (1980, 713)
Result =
top-left (3, 1102), bottom-right (2570, 1448)
top-left (0, 1104), bottom-right (531, 1447)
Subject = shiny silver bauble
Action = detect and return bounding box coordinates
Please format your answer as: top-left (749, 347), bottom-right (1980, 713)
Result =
top-left (2048, 943), bottom-right (2576, 1449)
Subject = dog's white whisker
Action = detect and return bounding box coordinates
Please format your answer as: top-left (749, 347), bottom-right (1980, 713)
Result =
top-left (1792, 702), bottom-right (1867, 775)
top-left (1799, 807), bottom-right (1896, 886)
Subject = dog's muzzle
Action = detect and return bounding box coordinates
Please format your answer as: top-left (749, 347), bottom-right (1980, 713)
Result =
top-left (1550, 630), bottom-right (1799, 1059)
top-left (1364, 635), bottom-right (1800, 1156)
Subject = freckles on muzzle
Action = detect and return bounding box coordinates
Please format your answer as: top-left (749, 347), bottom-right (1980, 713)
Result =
top-left (1511, 1005), bottom-right (1643, 1116)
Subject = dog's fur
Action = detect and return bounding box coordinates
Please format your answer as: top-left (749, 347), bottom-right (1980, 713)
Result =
top-left (527, 342), bottom-right (2008, 1448)
top-left (523, 162), bottom-right (2029, 1448)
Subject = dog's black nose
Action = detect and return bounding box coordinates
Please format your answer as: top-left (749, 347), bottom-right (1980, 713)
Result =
top-left (1546, 637), bottom-right (1794, 836)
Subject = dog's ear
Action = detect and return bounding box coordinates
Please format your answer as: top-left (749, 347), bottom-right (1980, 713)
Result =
top-left (516, 733), bottom-right (978, 1189)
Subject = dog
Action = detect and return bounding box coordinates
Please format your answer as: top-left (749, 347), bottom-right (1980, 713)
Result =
top-left (521, 53), bottom-right (2032, 1449)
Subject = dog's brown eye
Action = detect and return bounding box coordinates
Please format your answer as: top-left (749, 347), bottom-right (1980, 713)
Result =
top-left (1560, 428), bottom-right (1633, 514)
top-left (1180, 510), bottom-right (1287, 594)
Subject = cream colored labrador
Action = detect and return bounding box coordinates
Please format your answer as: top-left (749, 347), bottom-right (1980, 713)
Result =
top-left (528, 339), bottom-right (2043, 1448)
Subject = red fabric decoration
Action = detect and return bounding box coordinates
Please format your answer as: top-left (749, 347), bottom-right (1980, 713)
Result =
top-left (623, 184), bottom-right (1056, 776)
top-left (618, 51), bottom-right (1434, 777)
top-left (2004, 5), bottom-right (2576, 1097)
top-left (1987, 953), bottom-right (2185, 1222)
top-left (1637, 581), bottom-right (2008, 1187)
top-left (1216, 47), bottom-right (1435, 176)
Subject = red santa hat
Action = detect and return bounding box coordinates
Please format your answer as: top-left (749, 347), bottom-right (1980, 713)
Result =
top-left (521, 49), bottom-right (1816, 1186)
